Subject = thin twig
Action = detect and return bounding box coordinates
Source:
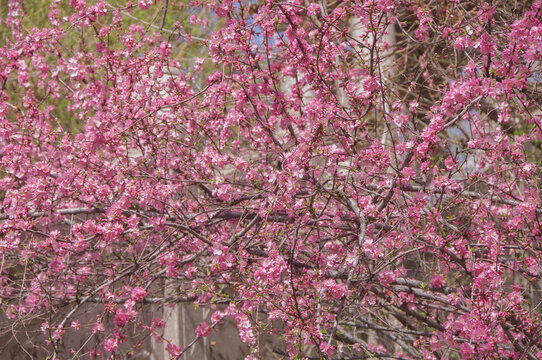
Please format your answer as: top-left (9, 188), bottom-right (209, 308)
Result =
top-left (160, 0), bottom-right (169, 30)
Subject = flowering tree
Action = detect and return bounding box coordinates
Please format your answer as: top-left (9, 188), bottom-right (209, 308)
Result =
top-left (1, 0), bottom-right (542, 359)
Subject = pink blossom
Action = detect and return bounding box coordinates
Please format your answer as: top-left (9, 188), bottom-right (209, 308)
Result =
top-left (319, 342), bottom-right (334, 357)
top-left (104, 337), bottom-right (118, 353)
top-left (114, 309), bottom-right (134, 327)
top-left (151, 318), bottom-right (165, 329)
top-left (444, 156), bottom-right (457, 170)
top-left (430, 275), bottom-right (445, 289)
top-left (130, 287), bottom-right (147, 302)
top-left (92, 322), bottom-right (105, 334)
top-left (138, 0), bottom-right (152, 10)
top-left (166, 343), bottom-right (182, 357)
top-left (195, 322), bottom-right (211, 337)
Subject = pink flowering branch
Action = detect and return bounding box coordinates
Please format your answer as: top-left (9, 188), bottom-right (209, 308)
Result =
top-left (1, 0), bottom-right (542, 359)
